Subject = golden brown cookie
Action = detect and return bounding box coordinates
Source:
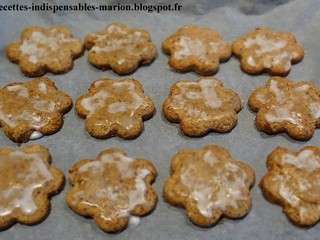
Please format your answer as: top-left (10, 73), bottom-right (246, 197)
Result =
top-left (162, 25), bottom-right (231, 75)
top-left (75, 77), bottom-right (155, 139)
top-left (6, 26), bottom-right (84, 77)
top-left (163, 145), bottom-right (255, 227)
top-left (0, 77), bottom-right (72, 143)
top-left (260, 146), bottom-right (320, 227)
top-left (232, 27), bottom-right (304, 75)
top-left (84, 23), bottom-right (157, 74)
top-left (248, 77), bottom-right (320, 140)
top-left (0, 144), bottom-right (64, 230)
top-left (163, 77), bottom-right (242, 136)
top-left (65, 148), bottom-right (157, 233)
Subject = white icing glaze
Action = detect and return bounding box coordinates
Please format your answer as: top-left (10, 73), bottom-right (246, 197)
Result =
top-left (256, 93), bottom-right (267, 103)
top-left (199, 79), bottom-right (222, 108)
top-left (281, 150), bottom-right (320, 171)
top-left (294, 84), bottom-right (310, 93)
top-left (108, 102), bottom-right (128, 113)
top-left (269, 79), bottom-right (285, 103)
top-left (29, 131), bottom-right (43, 140)
top-left (180, 154), bottom-right (248, 217)
top-left (81, 81), bottom-right (143, 118)
top-left (38, 82), bottom-right (48, 93)
top-left (6, 85), bottom-right (29, 98)
top-left (173, 35), bottom-right (223, 61)
top-left (129, 215), bottom-right (141, 227)
top-left (279, 183), bottom-right (300, 207)
top-left (0, 104), bottom-right (47, 129)
top-left (91, 25), bottom-right (145, 54)
top-left (80, 91), bottom-right (109, 114)
top-left (0, 150), bottom-right (53, 216)
top-left (203, 150), bottom-right (218, 166)
top-left (265, 105), bottom-right (301, 125)
top-left (243, 34), bottom-right (293, 70)
top-left (112, 81), bottom-right (143, 115)
top-left (173, 36), bottom-right (206, 60)
top-left (117, 59), bottom-right (125, 65)
top-left (172, 79), bottom-right (222, 118)
top-left (247, 56), bottom-right (256, 67)
top-left (20, 30), bottom-right (77, 64)
top-left (309, 102), bottom-right (320, 119)
top-left (32, 100), bottom-right (55, 112)
top-left (107, 24), bottom-right (127, 34)
top-left (244, 34), bottom-right (287, 55)
top-left (73, 151), bottom-right (151, 219)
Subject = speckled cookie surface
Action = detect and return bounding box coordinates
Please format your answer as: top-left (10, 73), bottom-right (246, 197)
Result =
top-left (75, 77), bottom-right (155, 139)
top-left (85, 23), bottom-right (157, 75)
top-left (232, 27), bottom-right (304, 75)
top-left (260, 146), bottom-right (320, 227)
top-left (0, 144), bottom-right (64, 230)
top-left (0, 77), bottom-right (72, 143)
top-left (6, 26), bottom-right (83, 77)
top-left (248, 77), bottom-right (320, 140)
top-left (65, 148), bottom-right (157, 233)
top-left (163, 145), bottom-right (255, 227)
top-left (163, 77), bottom-right (242, 136)
top-left (162, 25), bottom-right (231, 75)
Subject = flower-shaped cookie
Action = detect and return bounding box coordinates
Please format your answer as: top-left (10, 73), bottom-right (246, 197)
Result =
top-left (163, 77), bottom-right (242, 136)
top-left (76, 77), bottom-right (155, 139)
top-left (84, 23), bottom-right (157, 74)
top-left (163, 145), bottom-right (255, 227)
top-left (248, 77), bottom-right (320, 140)
top-left (162, 25), bottom-right (231, 75)
top-left (0, 144), bottom-right (64, 230)
top-left (232, 27), bottom-right (304, 75)
top-left (260, 146), bottom-right (320, 226)
top-left (6, 26), bottom-right (83, 77)
top-left (66, 148), bottom-right (157, 232)
top-left (0, 77), bottom-right (72, 143)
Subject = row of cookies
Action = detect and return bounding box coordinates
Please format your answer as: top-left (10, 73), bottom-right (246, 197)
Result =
top-left (0, 144), bottom-right (318, 232)
top-left (1, 75), bottom-right (319, 143)
top-left (6, 23), bottom-right (303, 77)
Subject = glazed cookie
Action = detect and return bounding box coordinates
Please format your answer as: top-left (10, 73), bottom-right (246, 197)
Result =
top-left (0, 144), bottom-right (64, 230)
top-left (162, 25), bottom-right (231, 75)
top-left (248, 77), bottom-right (320, 140)
top-left (75, 77), bottom-right (155, 139)
top-left (0, 77), bottom-right (72, 143)
top-left (163, 145), bottom-right (255, 227)
top-left (232, 27), bottom-right (304, 75)
top-left (260, 146), bottom-right (320, 226)
top-left (66, 148), bottom-right (157, 232)
top-left (6, 26), bottom-right (83, 77)
top-left (84, 23), bottom-right (157, 74)
top-left (163, 77), bottom-right (242, 136)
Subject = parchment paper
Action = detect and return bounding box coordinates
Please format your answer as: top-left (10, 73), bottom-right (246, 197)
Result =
top-left (0, 0), bottom-right (320, 239)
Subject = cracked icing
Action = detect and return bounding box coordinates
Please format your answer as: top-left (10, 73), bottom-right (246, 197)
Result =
top-left (0, 77), bottom-right (72, 142)
top-left (164, 145), bottom-right (254, 226)
top-left (85, 23), bottom-right (157, 74)
top-left (261, 146), bottom-right (320, 226)
top-left (233, 27), bottom-right (304, 74)
top-left (162, 25), bottom-right (231, 74)
top-left (66, 148), bottom-right (157, 232)
top-left (249, 77), bottom-right (320, 140)
top-left (0, 144), bottom-right (63, 227)
top-left (76, 78), bottom-right (154, 139)
top-left (163, 77), bottom-right (242, 135)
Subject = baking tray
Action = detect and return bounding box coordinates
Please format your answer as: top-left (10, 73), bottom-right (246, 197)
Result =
top-left (0, 0), bottom-right (320, 239)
